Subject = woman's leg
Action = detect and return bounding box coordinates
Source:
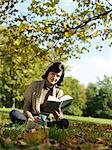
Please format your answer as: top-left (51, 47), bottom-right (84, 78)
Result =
top-left (47, 119), bottom-right (69, 129)
top-left (9, 109), bottom-right (27, 124)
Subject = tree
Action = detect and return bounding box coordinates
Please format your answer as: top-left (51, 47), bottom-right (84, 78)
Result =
top-left (0, 28), bottom-right (49, 107)
top-left (0, 0), bottom-right (112, 59)
top-left (0, 0), bottom-right (112, 107)
top-left (84, 82), bottom-right (99, 116)
top-left (85, 76), bottom-right (112, 119)
top-left (62, 77), bottom-right (87, 115)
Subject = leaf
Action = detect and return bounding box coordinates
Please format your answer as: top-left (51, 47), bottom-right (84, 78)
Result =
top-left (37, 128), bottom-right (48, 142)
top-left (96, 137), bottom-right (104, 143)
top-left (23, 128), bottom-right (47, 143)
top-left (14, 39), bottom-right (21, 46)
top-left (46, 27), bottom-right (51, 33)
top-left (3, 137), bottom-right (13, 146)
top-left (23, 132), bottom-right (39, 143)
top-left (64, 32), bottom-right (69, 37)
top-left (92, 32), bottom-right (99, 38)
top-left (63, 23), bottom-right (67, 29)
top-left (44, 20), bottom-right (52, 25)
top-left (64, 30), bottom-right (74, 37)
top-left (18, 139), bottom-right (27, 146)
top-left (96, 2), bottom-right (102, 7)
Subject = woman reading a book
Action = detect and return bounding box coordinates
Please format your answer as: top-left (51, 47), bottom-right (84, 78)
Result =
top-left (10, 62), bottom-right (69, 129)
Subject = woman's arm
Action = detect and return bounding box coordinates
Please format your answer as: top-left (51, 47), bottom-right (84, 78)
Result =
top-left (23, 100), bottom-right (35, 121)
top-left (53, 108), bottom-right (63, 121)
top-left (23, 82), bottom-right (35, 120)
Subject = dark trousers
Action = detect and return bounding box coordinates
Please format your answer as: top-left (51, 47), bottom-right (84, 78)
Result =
top-left (47, 119), bottom-right (69, 129)
top-left (9, 109), bottom-right (27, 124)
top-left (9, 109), bottom-right (69, 129)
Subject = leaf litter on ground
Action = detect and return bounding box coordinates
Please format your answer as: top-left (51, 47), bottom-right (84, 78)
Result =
top-left (0, 121), bottom-right (112, 150)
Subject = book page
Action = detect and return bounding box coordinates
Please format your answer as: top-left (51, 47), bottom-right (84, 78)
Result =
top-left (47, 95), bottom-right (61, 102)
top-left (48, 95), bottom-right (73, 102)
top-left (60, 95), bottom-right (73, 101)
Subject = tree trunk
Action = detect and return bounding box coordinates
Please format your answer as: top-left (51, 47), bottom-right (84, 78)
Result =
top-left (12, 97), bottom-right (16, 108)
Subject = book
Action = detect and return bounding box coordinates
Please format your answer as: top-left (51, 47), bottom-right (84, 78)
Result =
top-left (43, 95), bottom-right (73, 113)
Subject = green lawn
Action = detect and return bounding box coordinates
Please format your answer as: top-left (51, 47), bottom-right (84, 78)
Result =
top-left (0, 107), bottom-right (112, 125)
top-left (0, 108), bottom-right (22, 113)
top-left (64, 115), bottom-right (112, 125)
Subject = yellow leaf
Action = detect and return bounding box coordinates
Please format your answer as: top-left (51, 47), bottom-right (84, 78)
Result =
top-left (37, 128), bottom-right (47, 142)
top-left (44, 20), bottom-right (52, 25)
top-left (63, 23), bottom-right (67, 29)
top-left (26, 25), bottom-right (33, 30)
top-left (51, 7), bottom-right (55, 11)
top-left (74, 19), bottom-right (79, 24)
top-left (43, 27), bottom-right (51, 33)
top-left (78, 32), bottom-right (84, 38)
top-left (23, 128), bottom-right (47, 143)
top-left (14, 39), bottom-right (21, 46)
top-left (69, 30), bottom-right (74, 35)
top-left (34, 21), bottom-right (38, 25)
top-left (46, 27), bottom-right (51, 33)
top-left (85, 25), bottom-right (89, 30)
top-left (92, 32), bottom-right (99, 38)
top-left (64, 32), bottom-right (69, 37)
top-left (84, 37), bottom-right (88, 42)
top-left (28, 69), bottom-right (33, 73)
top-left (23, 132), bottom-right (39, 143)
top-left (96, 2), bottom-right (101, 6)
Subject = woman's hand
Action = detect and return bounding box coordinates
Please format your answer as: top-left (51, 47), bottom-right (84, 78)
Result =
top-left (53, 108), bottom-right (63, 121)
top-left (34, 116), bottom-right (40, 123)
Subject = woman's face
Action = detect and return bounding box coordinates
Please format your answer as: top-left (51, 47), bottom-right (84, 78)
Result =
top-left (47, 71), bottom-right (62, 85)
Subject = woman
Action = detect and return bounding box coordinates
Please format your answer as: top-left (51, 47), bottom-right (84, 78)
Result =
top-left (10, 62), bottom-right (69, 129)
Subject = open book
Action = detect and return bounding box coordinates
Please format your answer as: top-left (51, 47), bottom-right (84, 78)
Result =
top-left (43, 95), bottom-right (73, 113)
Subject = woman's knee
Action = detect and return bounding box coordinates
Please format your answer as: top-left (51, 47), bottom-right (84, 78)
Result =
top-left (9, 109), bottom-right (27, 124)
top-left (58, 119), bottom-right (69, 129)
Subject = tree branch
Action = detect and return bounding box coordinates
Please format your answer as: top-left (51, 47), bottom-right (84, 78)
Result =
top-left (105, 0), bottom-right (112, 7)
top-left (74, 9), bottom-right (112, 30)
top-left (45, 9), bottom-right (112, 51)
top-left (55, 9), bottom-right (112, 35)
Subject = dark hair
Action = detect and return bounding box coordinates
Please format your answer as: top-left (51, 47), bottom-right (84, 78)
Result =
top-left (42, 62), bottom-right (65, 86)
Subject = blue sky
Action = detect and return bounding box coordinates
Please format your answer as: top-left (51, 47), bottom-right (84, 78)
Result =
top-left (58, 0), bottom-right (112, 86)
top-left (15, 0), bottom-right (112, 86)
top-left (65, 45), bottom-right (112, 86)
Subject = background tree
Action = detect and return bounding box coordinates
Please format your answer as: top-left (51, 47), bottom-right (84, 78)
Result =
top-left (62, 77), bottom-right (87, 115)
top-left (85, 76), bottom-right (112, 119)
top-left (84, 82), bottom-right (99, 116)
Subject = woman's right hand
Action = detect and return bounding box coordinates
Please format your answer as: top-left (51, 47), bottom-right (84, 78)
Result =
top-left (53, 108), bottom-right (63, 121)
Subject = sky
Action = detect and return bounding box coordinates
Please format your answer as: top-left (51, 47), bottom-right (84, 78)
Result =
top-left (58, 0), bottom-right (112, 86)
top-left (15, 0), bottom-right (112, 86)
top-left (65, 45), bottom-right (112, 86)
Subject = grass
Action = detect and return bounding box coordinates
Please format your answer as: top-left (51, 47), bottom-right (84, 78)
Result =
top-left (64, 115), bottom-right (112, 125)
top-left (0, 108), bottom-right (22, 113)
top-left (0, 107), bottom-right (112, 125)
top-left (0, 108), bottom-right (22, 125)
top-left (0, 108), bottom-right (112, 150)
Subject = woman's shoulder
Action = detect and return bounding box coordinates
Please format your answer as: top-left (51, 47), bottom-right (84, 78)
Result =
top-left (31, 80), bottom-right (44, 86)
